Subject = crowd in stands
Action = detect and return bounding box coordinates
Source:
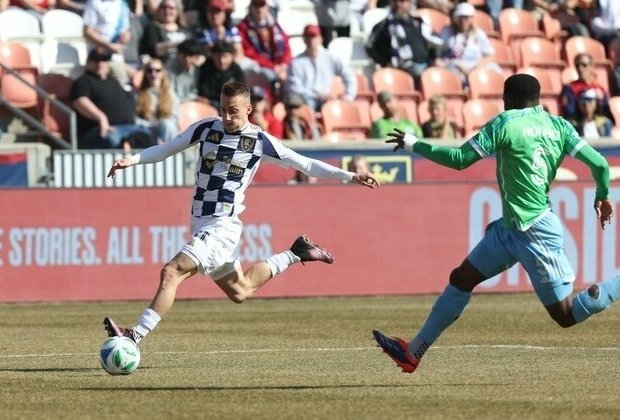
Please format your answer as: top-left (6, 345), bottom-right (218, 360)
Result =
top-left (2, 0), bottom-right (620, 151)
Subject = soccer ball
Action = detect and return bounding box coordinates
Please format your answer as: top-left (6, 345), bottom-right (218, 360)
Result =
top-left (99, 336), bottom-right (140, 375)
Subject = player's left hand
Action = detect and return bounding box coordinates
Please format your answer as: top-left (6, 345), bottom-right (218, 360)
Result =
top-left (595, 198), bottom-right (614, 229)
top-left (353, 173), bottom-right (380, 189)
top-left (107, 158), bottom-right (134, 178)
top-left (386, 129), bottom-right (406, 152)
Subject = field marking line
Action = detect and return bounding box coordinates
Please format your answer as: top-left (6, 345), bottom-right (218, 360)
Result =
top-left (2, 344), bottom-right (620, 359)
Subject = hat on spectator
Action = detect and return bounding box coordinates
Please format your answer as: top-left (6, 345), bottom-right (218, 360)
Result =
top-left (251, 86), bottom-right (266, 102)
top-left (377, 90), bottom-right (392, 103)
top-left (579, 88), bottom-right (599, 102)
top-left (453, 2), bottom-right (475, 17)
top-left (177, 39), bottom-right (202, 56)
top-left (209, 0), bottom-right (226, 11)
top-left (211, 40), bottom-right (235, 54)
top-left (87, 47), bottom-right (112, 62)
top-left (250, 0), bottom-right (267, 6)
top-left (303, 24), bottom-right (321, 38)
top-left (283, 92), bottom-right (304, 108)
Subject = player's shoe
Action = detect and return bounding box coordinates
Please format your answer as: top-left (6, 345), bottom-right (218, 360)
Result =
top-left (103, 317), bottom-right (142, 344)
top-left (372, 329), bottom-right (420, 373)
top-left (290, 234), bottom-right (334, 265)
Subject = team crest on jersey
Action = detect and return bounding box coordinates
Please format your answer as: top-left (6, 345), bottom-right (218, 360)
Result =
top-left (203, 151), bottom-right (217, 168)
top-left (239, 135), bottom-right (256, 152)
top-left (206, 130), bottom-right (223, 144)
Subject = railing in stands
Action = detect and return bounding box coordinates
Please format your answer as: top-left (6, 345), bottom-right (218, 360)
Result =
top-left (53, 149), bottom-right (190, 188)
top-left (0, 62), bottom-right (77, 149)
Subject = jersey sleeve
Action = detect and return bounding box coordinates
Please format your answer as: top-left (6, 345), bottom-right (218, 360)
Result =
top-left (260, 132), bottom-right (354, 180)
top-left (469, 115), bottom-right (502, 157)
top-left (559, 117), bottom-right (586, 157)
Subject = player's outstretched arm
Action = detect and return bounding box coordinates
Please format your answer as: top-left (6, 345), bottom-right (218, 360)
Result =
top-left (574, 144), bottom-right (613, 229)
top-left (107, 157), bottom-right (135, 178)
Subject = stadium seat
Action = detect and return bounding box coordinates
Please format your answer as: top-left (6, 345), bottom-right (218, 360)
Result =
top-left (488, 38), bottom-right (518, 74)
top-left (276, 8), bottom-right (318, 37)
top-left (244, 70), bottom-right (274, 103)
top-left (468, 66), bottom-right (506, 100)
top-left (327, 37), bottom-right (370, 70)
top-left (178, 101), bottom-right (219, 131)
top-left (519, 37), bottom-right (566, 70)
top-left (0, 42), bottom-right (38, 109)
top-left (564, 36), bottom-right (613, 70)
top-left (473, 10), bottom-right (500, 39)
top-left (320, 99), bottom-right (369, 140)
top-left (541, 13), bottom-right (569, 47)
top-left (362, 7), bottom-right (389, 39)
top-left (608, 97), bottom-right (620, 127)
top-left (518, 67), bottom-right (561, 114)
top-left (288, 36), bottom-right (306, 57)
top-left (372, 67), bottom-right (422, 103)
top-left (419, 66), bottom-right (468, 101)
top-left (38, 73), bottom-right (73, 140)
top-left (0, 8), bottom-right (44, 69)
top-left (354, 71), bottom-right (374, 102)
top-left (462, 99), bottom-right (502, 133)
top-left (498, 8), bottom-right (545, 45)
top-left (415, 8), bottom-right (450, 34)
top-left (40, 9), bottom-right (87, 74)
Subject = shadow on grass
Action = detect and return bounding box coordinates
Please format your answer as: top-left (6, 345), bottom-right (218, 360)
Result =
top-left (78, 383), bottom-right (511, 391)
top-left (0, 367), bottom-right (100, 372)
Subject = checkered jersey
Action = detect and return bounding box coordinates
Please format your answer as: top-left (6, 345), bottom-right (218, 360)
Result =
top-left (186, 117), bottom-right (290, 217)
top-left (132, 116), bottom-right (354, 218)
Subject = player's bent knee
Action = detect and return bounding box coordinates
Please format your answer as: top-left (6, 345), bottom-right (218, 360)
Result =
top-left (160, 263), bottom-right (183, 288)
top-left (550, 313), bottom-right (576, 328)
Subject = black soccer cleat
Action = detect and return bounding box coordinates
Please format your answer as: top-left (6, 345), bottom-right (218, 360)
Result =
top-left (290, 234), bottom-right (334, 265)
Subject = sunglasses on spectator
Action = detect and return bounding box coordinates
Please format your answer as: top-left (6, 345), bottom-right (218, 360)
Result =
top-left (147, 67), bottom-right (163, 73)
top-left (576, 61), bottom-right (592, 67)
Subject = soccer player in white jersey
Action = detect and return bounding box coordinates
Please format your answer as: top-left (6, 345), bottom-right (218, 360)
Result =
top-left (103, 80), bottom-right (379, 344)
top-left (373, 73), bottom-right (616, 374)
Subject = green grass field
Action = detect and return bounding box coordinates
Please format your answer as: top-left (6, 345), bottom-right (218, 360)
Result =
top-left (2, 293), bottom-right (619, 420)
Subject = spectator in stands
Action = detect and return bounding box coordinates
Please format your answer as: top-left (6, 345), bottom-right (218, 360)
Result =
top-left (140, 0), bottom-right (192, 65)
top-left (589, 0), bottom-right (620, 44)
top-left (282, 92), bottom-right (320, 140)
top-left (560, 53), bottom-right (611, 121)
top-left (370, 91), bottom-right (422, 139)
top-left (570, 88), bottom-right (614, 139)
top-left (83, 0), bottom-right (132, 86)
top-left (197, 40), bottom-right (245, 108)
top-left (436, 2), bottom-right (499, 87)
top-left (421, 94), bottom-right (460, 139)
top-left (285, 24), bottom-right (357, 112)
top-left (0, 0), bottom-right (8, 11)
top-left (365, 0), bottom-right (438, 79)
top-left (8, 0), bottom-right (54, 16)
top-left (135, 58), bottom-right (180, 143)
top-left (237, 0), bottom-right (291, 84)
top-left (249, 86), bottom-right (283, 137)
top-left (195, 0), bottom-right (243, 60)
top-left (167, 39), bottom-right (203, 103)
top-left (347, 154), bottom-right (369, 176)
top-left (70, 48), bottom-right (154, 150)
top-left (311, 0), bottom-right (351, 47)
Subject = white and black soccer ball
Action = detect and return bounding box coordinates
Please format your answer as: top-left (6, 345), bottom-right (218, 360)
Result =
top-left (99, 336), bottom-right (140, 375)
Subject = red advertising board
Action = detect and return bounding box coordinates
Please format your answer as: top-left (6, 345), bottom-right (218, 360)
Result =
top-left (0, 182), bottom-right (618, 302)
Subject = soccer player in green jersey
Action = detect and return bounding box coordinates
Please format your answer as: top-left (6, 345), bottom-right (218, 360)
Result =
top-left (372, 73), bottom-right (615, 374)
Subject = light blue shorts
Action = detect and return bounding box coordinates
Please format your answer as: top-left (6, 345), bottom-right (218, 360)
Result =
top-left (467, 211), bottom-right (575, 306)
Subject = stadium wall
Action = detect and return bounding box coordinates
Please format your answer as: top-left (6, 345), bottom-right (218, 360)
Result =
top-left (1, 182), bottom-right (618, 302)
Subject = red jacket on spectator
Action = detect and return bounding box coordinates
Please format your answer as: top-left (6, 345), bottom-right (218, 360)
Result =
top-left (237, 15), bottom-right (291, 69)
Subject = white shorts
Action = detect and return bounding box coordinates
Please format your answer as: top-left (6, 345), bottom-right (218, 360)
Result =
top-left (181, 216), bottom-right (242, 280)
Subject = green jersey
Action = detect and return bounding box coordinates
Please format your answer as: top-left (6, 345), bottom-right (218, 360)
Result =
top-left (470, 105), bottom-right (584, 230)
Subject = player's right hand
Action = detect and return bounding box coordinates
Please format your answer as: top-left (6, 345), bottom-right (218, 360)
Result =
top-left (386, 129), bottom-right (406, 152)
top-left (595, 198), bottom-right (614, 229)
top-left (107, 158), bottom-right (134, 178)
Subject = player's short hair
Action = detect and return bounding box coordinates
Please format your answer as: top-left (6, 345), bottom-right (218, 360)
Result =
top-left (221, 80), bottom-right (250, 99)
top-left (504, 74), bottom-right (540, 105)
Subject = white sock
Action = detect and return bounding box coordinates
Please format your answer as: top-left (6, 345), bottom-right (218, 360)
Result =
top-left (134, 308), bottom-right (161, 338)
top-left (265, 250), bottom-right (300, 276)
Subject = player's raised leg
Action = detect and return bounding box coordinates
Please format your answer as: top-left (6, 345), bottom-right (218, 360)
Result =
top-left (215, 234), bottom-right (334, 303)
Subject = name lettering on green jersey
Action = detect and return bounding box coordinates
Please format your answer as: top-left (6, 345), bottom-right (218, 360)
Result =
top-left (522, 126), bottom-right (560, 140)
